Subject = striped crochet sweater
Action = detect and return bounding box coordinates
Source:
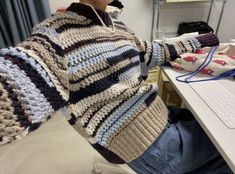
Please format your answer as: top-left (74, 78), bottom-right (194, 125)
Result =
top-left (0, 3), bottom-right (219, 163)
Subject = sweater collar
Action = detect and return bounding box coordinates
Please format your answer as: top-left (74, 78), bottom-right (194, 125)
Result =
top-left (66, 3), bottom-right (112, 27)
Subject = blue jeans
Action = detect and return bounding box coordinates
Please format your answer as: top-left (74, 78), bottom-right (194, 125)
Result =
top-left (128, 108), bottom-right (233, 174)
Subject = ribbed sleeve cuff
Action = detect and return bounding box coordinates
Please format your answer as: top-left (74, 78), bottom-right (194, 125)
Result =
top-left (166, 43), bottom-right (178, 61)
top-left (196, 33), bottom-right (219, 47)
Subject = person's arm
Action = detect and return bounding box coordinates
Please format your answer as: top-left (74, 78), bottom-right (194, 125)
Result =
top-left (134, 33), bottom-right (219, 77)
top-left (0, 36), bottom-right (68, 146)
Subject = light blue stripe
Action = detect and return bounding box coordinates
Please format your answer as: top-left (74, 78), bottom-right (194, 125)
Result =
top-left (68, 45), bottom-right (139, 74)
top-left (98, 87), bottom-right (157, 146)
top-left (0, 57), bottom-right (54, 123)
top-left (92, 86), bottom-right (156, 145)
top-left (149, 43), bottom-right (161, 68)
top-left (0, 47), bottom-right (55, 87)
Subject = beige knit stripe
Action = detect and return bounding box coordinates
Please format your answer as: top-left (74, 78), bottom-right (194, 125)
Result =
top-left (91, 84), bottom-right (152, 143)
top-left (173, 42), bottom-right (184, 55)
top-left (19, 41), bottom-right (68, 88)
top-left (153, 97), bottom-right (168, 126)
top-left (67, 44), bottom-right (136, 79)
top-left (19, 40), bottom-right (66, 72)
top-left (115, 29), bottom-right (135, 40)
top-left (138, 112), bottom-right (160, 141)
top-left (182, 40), bottom-right (193, 52)
top-left (34, 13), bottom-right (88, 29)
top-left (110, 136), bottom-right (133, 161)
top-left (74, 39), bottom-right (134, 51)
top-left (85, 86), bottom-right (141, 134)
top-left (149, 104), bottom-right (167, 129)
top-left (84, 100), bottom-right (121, 129)
top-left (68, 84), bottom-right (126, 117)
top-left (114, 130), bottom-right (142, 157)
top-left (144, 41), bottom-right (153, 64)
top-left (104, 104), bottom-right (146, 147)
top-left (69, 82), bottom-right (142, 118)
top-left (48, 13), bottom-right (86, 23)
top-left (59, 26), bottom-right (106, 46)
top-left (78, 100), bottom-right (108, 126)
top-left (95, 35), bottom-right (133, 43)
top-left (163, 44), bottom-right (171, 61)
top-left (113, 22), bottom-right (127, 29)
top-left (105, 95), bottom-right (161, 147)
top-left (17, 47), bottom-right (69, 100)
top-left (152, 99), bottom-right (169, 125)
top-left (50, 17), bottom-right (92, 30)
top-left (26, 36), bottom-right (67, 70)
top-left (67, 42), bottom-right (135, 72)
top-left (109, 125), bottom-right (149, 162)
top-left (132, 121), bottom-right (153, 147)
top-left (77, 84), bottom-right (141, 128)
top-left (160, 45), bottom-right (166, 62)
top-left (114, 25), bottom-right (131, 33)
top-left (145, 109), bottom-right (164, 133)
top-left (108, 96), bottom-right (168, 162)
top-left (66, 40), bottom-right (132, 62)
top-left (70, 58), bottom-right (131, 90)
top-left (86, 104), bottom-right (128, 137)
top-left (69, 60), bottom-right (108, 81)
top-left (59, 23), bottom-right (134, 45)
top-left (0, 83), bottom-right (26, 145)
top-left (70, 80), bottom-right (146, 119)
top-left (120, 131), bottom-right (143, 155)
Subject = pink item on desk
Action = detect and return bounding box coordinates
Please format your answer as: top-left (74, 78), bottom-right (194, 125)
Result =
top-left (170, 43), bottom-right (235, 76)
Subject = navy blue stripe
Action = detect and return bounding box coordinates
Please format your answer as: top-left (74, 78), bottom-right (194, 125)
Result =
top-left (84, 81), bottom-right (141, 128)
top-left (4, 56), bottom-right (66, 110)
top-left (64, 37), bottom-right (134, 54)
top-left (98, 85), bottom-right (153, 142)
top-left (83, 88), bottom-right (129, 128)
top-left (147, 44), bottom-right (153, 66)
top-left (29, 37), bottom-right (66, 70)
top-left (20, 44), bottom-right (69, 91)
top-left (90, 86), bottom-right (141, 137)
top-left (0, 75), bottom-right (31, 128)
top-left (69, 49), bottom-right (139, 84)
top-left (69, 61), bottom-right (139, 104)
top-left (68, 113), bottom-right (77, 125)
top-left (145, 91), bottom-right (157, 106)
top-left (55, 22), bottom-right (95, 33)
top-left (166, 43), bottom-right (178, 61)
top-left (31, 33), bottom-right (64, 57)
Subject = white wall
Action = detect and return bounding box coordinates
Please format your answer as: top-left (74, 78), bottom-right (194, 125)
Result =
top-left (119, 0), bottom-right (153, 41)
top-left (216, 0), bottom-right (235, 42)
top-left (49, 0), bottom-right (75, 13)
top-left (48, 0), bottom-right (235, 42)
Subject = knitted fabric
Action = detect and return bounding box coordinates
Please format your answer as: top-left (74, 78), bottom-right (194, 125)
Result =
top-left (0, 3), bottom-right (219, 163)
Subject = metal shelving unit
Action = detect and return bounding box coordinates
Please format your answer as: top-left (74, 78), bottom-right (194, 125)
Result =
top-left (151, 0), bottom-right (227, 41)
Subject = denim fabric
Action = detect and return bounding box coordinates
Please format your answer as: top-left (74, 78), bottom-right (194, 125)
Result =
top-left (128, 108), bottom-right (233, 174)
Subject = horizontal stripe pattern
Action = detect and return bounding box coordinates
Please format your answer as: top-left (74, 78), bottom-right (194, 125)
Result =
top-left (1, 3), bottom-right (212, 162)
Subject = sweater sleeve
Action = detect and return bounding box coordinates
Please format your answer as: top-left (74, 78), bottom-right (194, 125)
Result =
top-left (0, 28), bottom-right (68, 145)
top-left (134, 33), bottom-right (219, 70)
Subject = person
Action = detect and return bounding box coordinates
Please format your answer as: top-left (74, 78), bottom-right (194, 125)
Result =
top-left (0, 0), bottom-right (232, 173)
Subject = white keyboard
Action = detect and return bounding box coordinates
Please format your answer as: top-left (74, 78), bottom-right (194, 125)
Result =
top-left (190, 81), bottom-right (235, 129)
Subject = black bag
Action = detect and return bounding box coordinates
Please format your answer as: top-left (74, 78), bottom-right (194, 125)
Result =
top-left (178, 21), bottom-right (214, 35)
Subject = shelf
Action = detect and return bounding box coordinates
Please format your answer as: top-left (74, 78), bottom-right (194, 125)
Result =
top-left (151, 0), bottom-right (227, 41)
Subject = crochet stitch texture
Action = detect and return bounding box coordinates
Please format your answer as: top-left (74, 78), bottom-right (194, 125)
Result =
top-left (0, 3), bottom-right (218, 163)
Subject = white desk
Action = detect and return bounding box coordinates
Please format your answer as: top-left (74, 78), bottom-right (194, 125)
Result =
top-left (162, 67), bottom-right (235, 173)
